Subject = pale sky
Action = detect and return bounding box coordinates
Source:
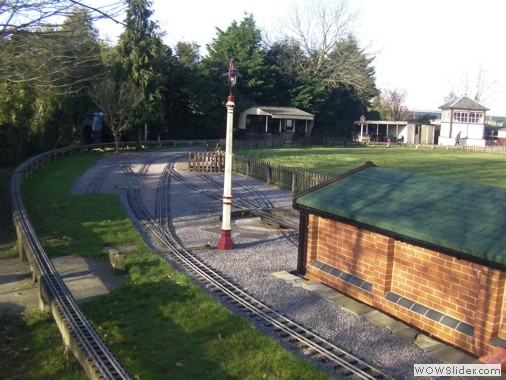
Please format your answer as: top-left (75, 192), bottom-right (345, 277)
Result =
top-left (96, 0), bottom-right (506, 116)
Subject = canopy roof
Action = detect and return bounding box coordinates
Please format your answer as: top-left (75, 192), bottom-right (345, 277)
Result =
top-left (353, 120), bottom-right (408, 126)
top-left (239, 106), bottom-right (314, 130)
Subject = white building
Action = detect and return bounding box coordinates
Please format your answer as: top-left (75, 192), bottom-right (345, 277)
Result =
top-left (438, 95), bottom-right (488, 147)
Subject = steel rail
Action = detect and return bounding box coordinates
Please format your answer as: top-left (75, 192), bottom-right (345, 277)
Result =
top-left (10, 150), bottom-right (131, 379)
top-left (170, 168), bottom-right (297, 231)
top-left (197, 173), bottom-right (274, 209)
top-left (125, 160), bottom-right (391, 379)
top-left (9, 147), bottom-right (389, 379)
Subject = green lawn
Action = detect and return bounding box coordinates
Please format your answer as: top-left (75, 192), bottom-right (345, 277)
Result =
top-left (4, 151), bottom-right (332, 380)
top-left (236, 146), bottom-right (506, 188)
top-left (3, 145), bottom-right (506, 379)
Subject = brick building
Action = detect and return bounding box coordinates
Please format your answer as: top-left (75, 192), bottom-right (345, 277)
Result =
top-left (293, 162), bottom-right (506, 357)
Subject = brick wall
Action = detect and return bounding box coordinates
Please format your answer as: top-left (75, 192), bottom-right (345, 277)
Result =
top-left (303, 215), bottom-right (506, 357)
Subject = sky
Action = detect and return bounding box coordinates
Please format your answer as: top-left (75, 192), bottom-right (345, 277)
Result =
top-left (96, 0), bottom-right (506, 116)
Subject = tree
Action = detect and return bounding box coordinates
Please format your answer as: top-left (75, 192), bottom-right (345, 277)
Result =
top-left (0, 6), bottom-right (108, 162)
top-left (170, 14), bottom-right (279, 139)
top-left (325, 36), bottom-right (377, 105)
top-left (205, 14), bottom-right (276, 108)
top-left (443, 91), bottom-right (458, 104)
top-left (161, 42), bottom-right (216, 139)
top-left (0, 0), bottom-right (125, 38)
top-left (90, 79), bottom-right (140, 152)
top-left (116, 0), bottom-right (168, 146)
top-left (1, 1), bottom-right (124, 88)
top-left (446, 64), bottom-right (498, 105)
top-left (1, 10), bottom-right (106, 95)
top-left (175, 41), bottom-right (201, 67)
top-left (273, 0), bottom-right (378, 136)
top-left (375, 88), bottom-right (409, 121)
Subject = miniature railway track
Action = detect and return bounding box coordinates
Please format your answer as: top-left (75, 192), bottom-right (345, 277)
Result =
top-left (126, 159), bottom-right (392, 379)
top-left (10, 152), bottom-right (131, 380)
top-left (169, 165), bottom-right (298, 232)
top-left (11, 148), bottom-right (391, 379)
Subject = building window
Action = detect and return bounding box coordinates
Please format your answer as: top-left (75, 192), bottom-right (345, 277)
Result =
top-left (468, 112), bottom-right (483, 123)
top-left (453, 111), bottom-right (468, 123)
top-left (453, 111), bottom-right (483, 123)
top-left (285, 119), bottom-right (294, 131)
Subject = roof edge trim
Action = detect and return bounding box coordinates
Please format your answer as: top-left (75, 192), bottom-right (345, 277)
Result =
top-left (292, 161), bottom-right (377, 208)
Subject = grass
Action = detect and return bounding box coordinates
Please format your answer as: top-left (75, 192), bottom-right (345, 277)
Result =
top-left (0, 310), bottom-right (86, 379)
top-left (3, 145), bottom-right (506, 379)
top-left (4, 151), bottom-right (332, 380)
top-left (235, 146), bottom-right (506, 188)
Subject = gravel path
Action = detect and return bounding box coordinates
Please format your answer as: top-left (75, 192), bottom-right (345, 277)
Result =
top-left (74, 149), bottom-right (460, 380)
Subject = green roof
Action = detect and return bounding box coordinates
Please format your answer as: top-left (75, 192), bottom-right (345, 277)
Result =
top-left (294, 164), bottom-right (506, 267)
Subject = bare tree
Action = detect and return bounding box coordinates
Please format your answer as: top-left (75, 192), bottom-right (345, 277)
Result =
top-left (378, 88), bottom-right (409, 121)
top-left (446, 64), bottom-right (498, 105)
top-left (0, 1), bottom-right (126, 94)
top-left (271, 0), bottom-right (377, 138)
top-left (1, 0), bottom-right (125, 38)
top-left (276, 0), bottom-right (376, 103)
top-left (283, 0), bottom-right (359, 67)
top-left (89, 79), bottom-right (140, 152)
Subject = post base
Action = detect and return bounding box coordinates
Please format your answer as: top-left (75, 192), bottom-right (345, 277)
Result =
top-left (217, 229), bottom-right (234, 250)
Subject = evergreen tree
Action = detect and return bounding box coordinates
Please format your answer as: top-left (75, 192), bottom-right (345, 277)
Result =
top-left (205, 14), bottom-right (276, 109)
top-left (0, 7), bottom-right (104, 161)
top-left (273, 0), bottom-right (378, 137)
top-left (116, 0), bottom-right (168, 145)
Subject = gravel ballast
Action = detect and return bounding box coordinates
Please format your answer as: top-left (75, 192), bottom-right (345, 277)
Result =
top-left (75, 149), bottom-right (468, 380)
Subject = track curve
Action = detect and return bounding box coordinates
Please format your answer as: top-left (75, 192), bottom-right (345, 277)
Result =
top-left (10, 149), bottom-right (131, 379)
top-left (11, 147), bottom-right (395, 379)
top-left (125, 153), bottom-right (392, 379)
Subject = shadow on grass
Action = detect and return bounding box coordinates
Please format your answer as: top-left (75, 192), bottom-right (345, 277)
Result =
top-left (0, 311), bottom-right (87, 379)
top-left (82, 278), bottom-right (248, 379)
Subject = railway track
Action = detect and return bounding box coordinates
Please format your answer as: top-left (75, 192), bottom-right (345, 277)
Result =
top-left (169, 163), bottom-right (299, 233)
top-left (125, 158), bottom-right (392, 379)
top-left (10, 152), bottom-right (131, 380)
top-left (11, 149), bottom-right (392, 379)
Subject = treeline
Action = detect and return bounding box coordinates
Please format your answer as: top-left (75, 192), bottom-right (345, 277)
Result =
top-left (0, 0), bottom-right (379, 164)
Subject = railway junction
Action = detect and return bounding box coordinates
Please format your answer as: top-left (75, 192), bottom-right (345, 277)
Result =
top-left (2, 147), bottom-right (491, 379)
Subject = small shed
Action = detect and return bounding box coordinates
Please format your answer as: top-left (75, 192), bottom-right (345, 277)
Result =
top-left (293, 162), bottom-right (506, 357)
top-left (238, 106), bottom-right (314, 140)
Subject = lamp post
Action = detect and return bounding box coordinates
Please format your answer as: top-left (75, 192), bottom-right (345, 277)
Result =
top-left (217, 59), bottom-right (238, 250)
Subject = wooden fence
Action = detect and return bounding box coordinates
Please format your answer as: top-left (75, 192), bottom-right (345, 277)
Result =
top-left (233, 136), bottom-right (354, 149)
top-left (232, 155), bottom-right (331, 193)
top-left (188, 142), bottom-right (506, 192)
top-left (463, 145), bottom-right (506, 154)
top-left (187, 152), bottom-right (330, 192)
top-left (188, 151), bottom-right (225, 172)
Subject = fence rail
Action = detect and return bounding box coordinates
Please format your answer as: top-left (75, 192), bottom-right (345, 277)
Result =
top-left (463, 145), bottom-right (506, 154)
top-left (233, 136), bottom-right (355, 149)
top-left (232, 155), bottom-right (331, 193)
top-left (188, 151), bottom-right (224, 172)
